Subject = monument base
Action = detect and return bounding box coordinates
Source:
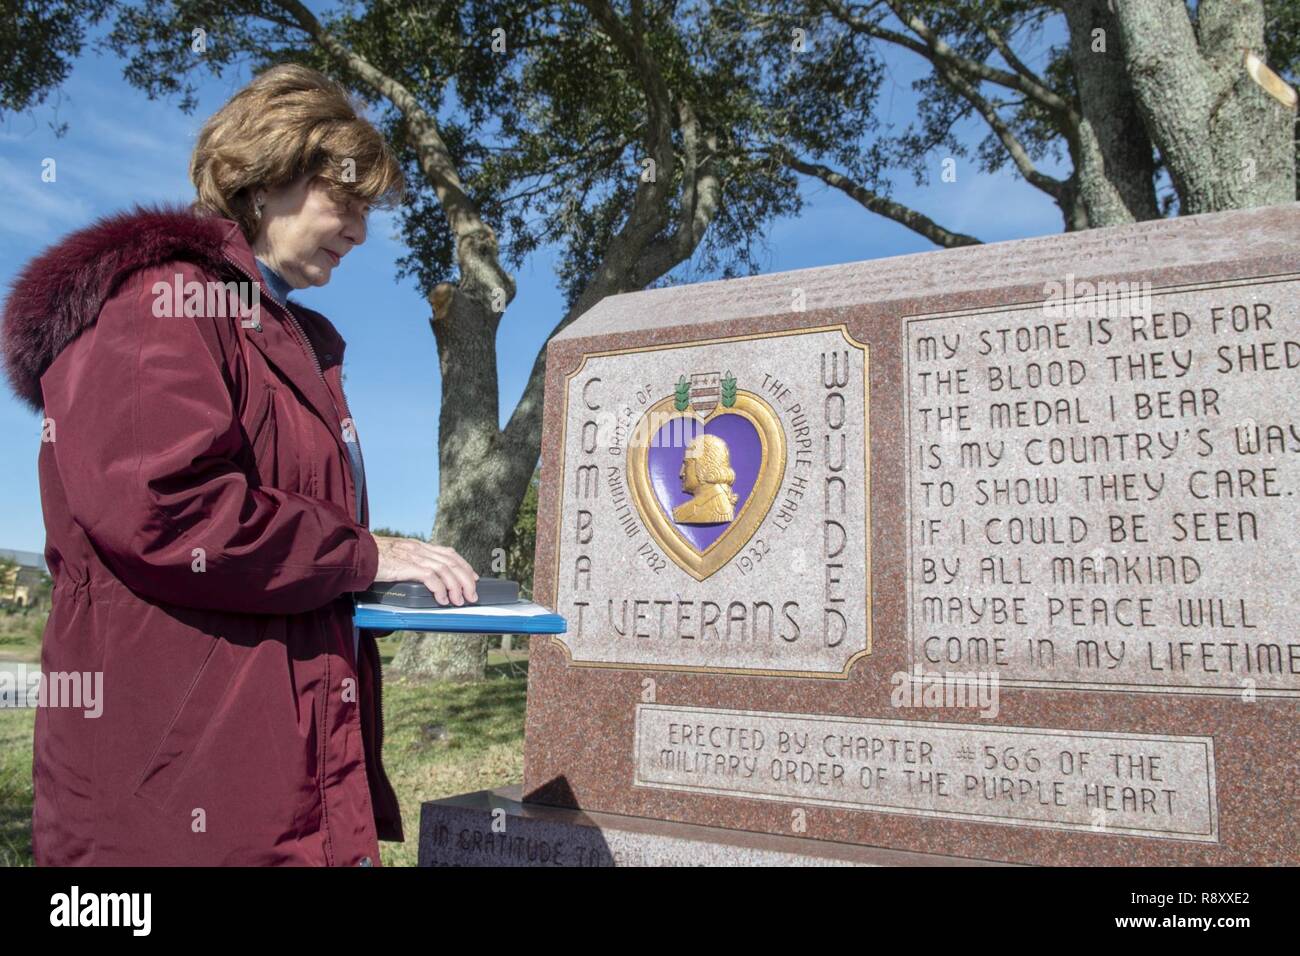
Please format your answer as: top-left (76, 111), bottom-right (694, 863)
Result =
top-left (418, 786), bottom-right (1013, 866)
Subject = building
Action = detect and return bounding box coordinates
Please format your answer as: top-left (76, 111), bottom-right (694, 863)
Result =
top-left (0, 548), bottom-right (49, 609)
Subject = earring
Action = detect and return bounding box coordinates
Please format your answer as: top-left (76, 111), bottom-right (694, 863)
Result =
top-left (254, 196), bottom-right (265, 220)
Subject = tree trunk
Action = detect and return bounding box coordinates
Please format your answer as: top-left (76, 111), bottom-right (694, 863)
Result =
top-left (389, 226), bottom-right (533, 683)
top-left (1114, 0), bottom-right (1296, 214)
top-left (385, 27), bottom-right (723, 683)
top-left (1061, 0), bottom-right (1161, 226)
top-left (391, 426), bottom-right (537, 681)
top-left (388, 419), bottom-right (536, 681)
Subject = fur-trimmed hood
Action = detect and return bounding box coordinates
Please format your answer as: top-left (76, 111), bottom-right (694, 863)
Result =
top-left (1, 202), bottom-right (237, 412)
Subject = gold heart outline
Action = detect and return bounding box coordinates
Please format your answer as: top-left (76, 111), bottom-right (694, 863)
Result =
top-left (626, 390), bottom-right (787, 581)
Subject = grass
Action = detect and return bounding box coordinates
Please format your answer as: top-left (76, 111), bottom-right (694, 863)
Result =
top-left (0, 640), bottom-right (529, 867)
top-left (375, 643), bottom-right (529, 867)
top-left (0, 707), bottom-right (36, 867)
top-left (0, 610), bottom-right (44, 663)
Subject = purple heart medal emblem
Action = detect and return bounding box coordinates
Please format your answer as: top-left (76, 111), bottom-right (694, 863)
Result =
top-left (627, 370), bottom-right (787, 580)
top-left (646, 411), bottom-right (763, 553)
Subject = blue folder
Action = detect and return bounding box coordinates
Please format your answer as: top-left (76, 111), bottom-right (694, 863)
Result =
top-left (353, 599), bottom-right (567, 634)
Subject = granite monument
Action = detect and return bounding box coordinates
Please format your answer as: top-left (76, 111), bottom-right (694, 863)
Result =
top-left (421, 202), bottom-right (1299, 866)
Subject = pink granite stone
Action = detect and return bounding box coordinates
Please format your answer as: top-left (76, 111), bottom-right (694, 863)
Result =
top-left (522, 204), bottom-right (1300, 866)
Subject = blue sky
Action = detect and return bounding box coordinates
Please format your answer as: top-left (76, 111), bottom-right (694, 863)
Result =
top-left (0, 12), bottom-right (1068, 554)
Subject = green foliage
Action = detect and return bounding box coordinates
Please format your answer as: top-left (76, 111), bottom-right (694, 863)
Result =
top-left (20, 1), bottom-right (810, 308)
top-left (450, 1), bottom-right (808, 308)
top-left (371, 526), bottom-right (429, 542)
top-left (0, 608), bottom-right (45, 662)
top-left (0, 0), bottom-right (113, 132)
top-left (707, 0), bottom-right (1063, 193)
top-left (707, 0), bottom-right (887, 181)
top-left (9, 0), bottom-right (1300, 258)
top-left (0, 557), bottom-right (16, 593)
top-left (0, 708), bottom-right (37, 866)
top-left (1267, 1), bottom-right (1300, 79)
top-left (720, 371), bottom-right (737, 407)
top-left (674, 374), bottom-right (691, 410)
top-left (500, 465), bottom-right (539, 601)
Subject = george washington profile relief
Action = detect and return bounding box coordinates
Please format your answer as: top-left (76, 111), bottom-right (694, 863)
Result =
top-left (673, 433), bottom-right (739, 524)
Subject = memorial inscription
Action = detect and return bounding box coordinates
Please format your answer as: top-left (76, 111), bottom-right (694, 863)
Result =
top-left (905, 276), bottom-right (1300, 695)
top-left (551, 326), bottom-right (872, 675)
top-left (634, 704), bottom-right (1219, 841)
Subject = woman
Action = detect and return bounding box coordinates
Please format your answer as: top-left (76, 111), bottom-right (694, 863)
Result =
top-left (0, 64), bottom-right (477, 865)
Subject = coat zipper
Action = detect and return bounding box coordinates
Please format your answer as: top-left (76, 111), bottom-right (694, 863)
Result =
top-left (222, 253), bottom-right (323, 377)
top-left (222, 251), bottom-right (393, 818)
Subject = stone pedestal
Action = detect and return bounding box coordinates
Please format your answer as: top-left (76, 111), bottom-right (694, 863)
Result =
top-left (418, 785), bottom-right (1010, 866)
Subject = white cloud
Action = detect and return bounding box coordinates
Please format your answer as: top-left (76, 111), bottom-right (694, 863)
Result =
top-left (0, 156), bottom-right (95, 242)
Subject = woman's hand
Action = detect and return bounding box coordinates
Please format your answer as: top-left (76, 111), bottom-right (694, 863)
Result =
top-left (371, 535), bottom-right (479, 605)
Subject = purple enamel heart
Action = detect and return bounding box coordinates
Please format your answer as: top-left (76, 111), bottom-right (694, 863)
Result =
top-left (645, 412), bottom-right (762, 551)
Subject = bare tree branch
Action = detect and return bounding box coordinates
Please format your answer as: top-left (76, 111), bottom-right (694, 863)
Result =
top-left (929, 53), bottom-right (1067, 200)
top-left (503, 0), bottom-right (726, 453)
top-left (983, 22), bottom-right (1042, 88)
top-left (768, 144), bottom-right (982, 246)
top-left (817, 0), bottom-right (1071, 115)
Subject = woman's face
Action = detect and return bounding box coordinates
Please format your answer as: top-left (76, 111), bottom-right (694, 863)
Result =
top-left (251, 172), bottom-right (369, 289)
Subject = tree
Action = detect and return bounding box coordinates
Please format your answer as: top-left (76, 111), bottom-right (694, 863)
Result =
top-left (1111, 0), bottom-right (1295, 214)
top-left (0, 1), bottom-right (115, 136)
top-left (492, 465), bottom-right (538, 654)
top-left (6, 1), bottom-right (1294, 681)
top-left (711, 0), bottom-right (1296, 242)
top-left (0, 557), bottom-right (17, 607)
top-left (3, 0), bottom-right (820, 680)
top-left (499, 466), bottom-right (539, 602)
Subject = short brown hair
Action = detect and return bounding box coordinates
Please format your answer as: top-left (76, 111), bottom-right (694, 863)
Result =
top-left (190, 64), bottom-right (405, 242)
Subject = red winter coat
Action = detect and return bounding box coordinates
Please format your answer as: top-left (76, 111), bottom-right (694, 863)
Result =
top-left (1, 203), bottom-right (403, 865)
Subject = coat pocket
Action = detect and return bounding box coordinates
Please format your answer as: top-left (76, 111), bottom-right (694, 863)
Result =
top-left (131, 637), bottom-right (238, 812)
